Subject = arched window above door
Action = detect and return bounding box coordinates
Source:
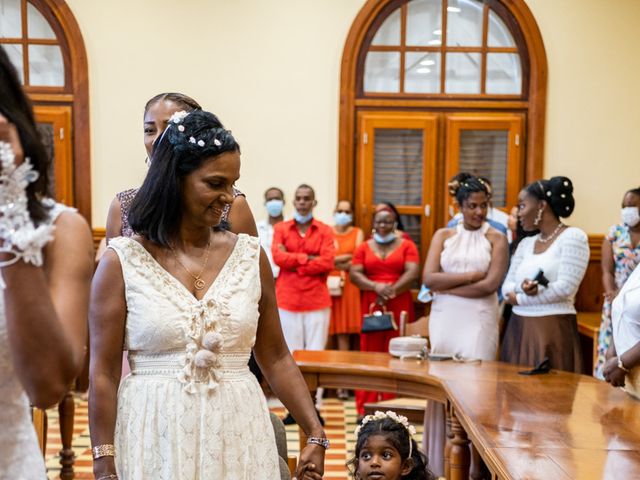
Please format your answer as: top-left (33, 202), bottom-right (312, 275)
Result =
top-left (339, 0), bottom-right (546, 259)
top-left (361, 0), bottom-right (527, 96)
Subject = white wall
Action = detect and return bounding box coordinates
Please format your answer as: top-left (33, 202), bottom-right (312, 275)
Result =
top-left (66, 0), bottom-right (640, 234)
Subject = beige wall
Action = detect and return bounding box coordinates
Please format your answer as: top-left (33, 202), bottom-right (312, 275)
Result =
top-left (67, 0), bottom-right (640, 235)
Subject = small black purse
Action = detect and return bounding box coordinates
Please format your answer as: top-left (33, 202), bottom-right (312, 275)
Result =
top-left (361, 303), bottom-right (397, 333)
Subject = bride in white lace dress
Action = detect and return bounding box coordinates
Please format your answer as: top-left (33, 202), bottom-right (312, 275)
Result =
top-left (89, 110), bottom-right (327, 480)
top-left (0, 47), bottom-right (93, 478)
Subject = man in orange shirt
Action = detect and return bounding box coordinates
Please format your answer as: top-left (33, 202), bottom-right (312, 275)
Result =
top-left (272, 184), bottom-right (335, 423)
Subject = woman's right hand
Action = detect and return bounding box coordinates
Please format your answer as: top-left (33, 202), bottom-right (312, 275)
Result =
top-left (604, 289), bottom-right (618, 303)
top-left (93, 456), bottom-right (117, 479)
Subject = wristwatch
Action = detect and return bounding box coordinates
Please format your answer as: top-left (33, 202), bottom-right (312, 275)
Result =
top-left (617, 356), bottom-right (630, 373)
top-left (307, 436), bottom-right (330, 449)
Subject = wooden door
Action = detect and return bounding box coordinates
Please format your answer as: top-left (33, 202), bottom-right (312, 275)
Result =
top-left (444, 113), bottom-right (524, 220)
top-left (356, 111), bottom-right (438, 260)
top-left (33, 105), bottom-right (74, 205)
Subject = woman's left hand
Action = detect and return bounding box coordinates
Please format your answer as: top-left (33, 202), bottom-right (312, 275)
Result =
top-left (294, 444), bottom-right (325, 480)
top-left (505, 292), bottom-right (518, 305)
top-left (603, 357), bottom-right (626, 387)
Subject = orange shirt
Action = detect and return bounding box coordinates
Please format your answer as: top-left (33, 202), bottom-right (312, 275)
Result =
top-left (272, 219), bottom-right (336, 311)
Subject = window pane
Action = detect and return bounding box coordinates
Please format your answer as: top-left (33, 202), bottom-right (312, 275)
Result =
top-left (406, 0), bottom-right (442, 47)
top-left (487, 10), bottom-right (515, 47)
top-left (0, 0), bottom-right (21, 37)
top-left (399, 214), bottom-right (422, 258)
top-left (458, 129), bottom-right (509, 207)
top-left (27, 2), bottom-right (56, 39)
top-left (364, 51), bottom-right (400, 93)
top-left (405, 52), bottom-right (441, 93)
top-left (486, 53), bottom-right (521, 95)
top-left (373, 128), bottom-right (423, 206)
top-left (3, 43), bottom-right (23, 83)
top-left (28, 44), bottom-right (64, 86)
top-left (445, 52), bottom-right (481, 94)
top-left (446, 0), bottom-right (483, 47)
top-left (371, 7), bottom-right (400, 46)
top-left (36, 122), bottom-right (56, 198)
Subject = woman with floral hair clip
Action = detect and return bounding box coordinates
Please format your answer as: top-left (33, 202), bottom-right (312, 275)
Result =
top-left (348, 410), bottom-right (435, 480)
top-left (89, 110), bottom-right (326, 479)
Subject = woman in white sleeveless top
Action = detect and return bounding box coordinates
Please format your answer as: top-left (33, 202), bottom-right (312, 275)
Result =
top-left (0, 46), bottom-right (93, 478)
top-left (89, 110), bottom-right (326, 480)
top-left (421, 174), bottom-right (509, 477)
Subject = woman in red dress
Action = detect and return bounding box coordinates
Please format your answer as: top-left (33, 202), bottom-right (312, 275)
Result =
top-left (350, 207), bottom-right (420, 415)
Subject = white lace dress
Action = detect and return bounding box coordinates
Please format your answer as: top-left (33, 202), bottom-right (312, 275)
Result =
top-left (0, 202), bottom-right (73, 479)
top-left (108, 234), bottom-right (279, 479)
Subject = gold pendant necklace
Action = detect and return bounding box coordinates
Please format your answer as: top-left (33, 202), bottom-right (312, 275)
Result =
top-left (169, 239), bottom-right (212, 290)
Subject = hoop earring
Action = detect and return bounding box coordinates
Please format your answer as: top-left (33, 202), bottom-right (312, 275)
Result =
top-left (533, 207), bottom-right (543, 226)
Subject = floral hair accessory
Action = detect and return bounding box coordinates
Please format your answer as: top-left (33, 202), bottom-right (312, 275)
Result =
top-left (169, 110), bottom-right (189, 124)
top-left (354, 410), bottom-right (416, 458)
top-left (214, 138), bottom-right (222, 147)
top-left (178, 125), bottom-right (185, 132)
top-left (197, 139), bottom-right (205, 147)
top-left (189, 137), bottom-right (196, 144)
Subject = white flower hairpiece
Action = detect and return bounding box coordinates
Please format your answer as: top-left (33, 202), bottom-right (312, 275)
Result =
top-left (355, 410), bottom-right (417, 458)
top-left (169, 110), bottom-right (189, 124)
top-left (214, 138), bottom-right (221, 147)
top-left (197, 140), bottom-right (205, 147)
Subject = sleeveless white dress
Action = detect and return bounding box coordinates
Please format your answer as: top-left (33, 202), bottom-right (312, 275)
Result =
top-left (0, 202), bottom-right (73, 479)
top-left (429, 222), bottom-right (499, 360)
top-left (424, 222), bottom-right (499, 477)
top-left (108, 234), bottom-right (279, 479)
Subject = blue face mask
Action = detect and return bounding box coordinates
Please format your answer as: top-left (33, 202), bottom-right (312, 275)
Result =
top-left (294, 211), bottom-right (313, 224)
top-left (265, 199), bottom-right (284, 218)
top-left (333, 212), bottom-right (353, 226)
top-left (373, 232), bottom-right (396, 244)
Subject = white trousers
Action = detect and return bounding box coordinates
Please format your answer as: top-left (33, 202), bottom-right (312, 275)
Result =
top-left (279, 308), bottom-right (331, 353)
top-left (279, 308), bottom-right (330, 408)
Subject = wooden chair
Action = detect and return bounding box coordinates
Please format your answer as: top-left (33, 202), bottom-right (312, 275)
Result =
top-left (32, 408), bottom-right (47, 456)
top-left (364, 313), bottom-right (430, 423)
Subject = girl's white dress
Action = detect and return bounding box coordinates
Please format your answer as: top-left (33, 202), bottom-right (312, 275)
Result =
top-left (109, 234), bottom-right (280, 479)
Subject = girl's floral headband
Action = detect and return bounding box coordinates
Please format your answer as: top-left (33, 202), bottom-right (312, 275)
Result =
top-left (167, 110), bottom-right (222, 147)
top-left (355, 410), bottom-right (416, 457)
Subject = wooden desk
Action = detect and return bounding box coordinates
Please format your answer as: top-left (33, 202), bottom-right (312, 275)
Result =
top-left (293, 350), bottom-right (640, 480)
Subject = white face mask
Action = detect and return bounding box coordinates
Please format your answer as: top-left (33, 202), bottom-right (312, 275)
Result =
top-left (621, 206), bottom-right (640, 227)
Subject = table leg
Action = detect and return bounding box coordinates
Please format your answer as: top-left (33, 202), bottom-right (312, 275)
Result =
top-left (445, 401), bottom-right (453, 479)
top-left (58, 391), bottom-right (75, 479)
top-left (449, 408), bottom-right (470, 480)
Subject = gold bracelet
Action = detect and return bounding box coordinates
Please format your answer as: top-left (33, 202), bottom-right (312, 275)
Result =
top-left (92, 444), bottom-right (115, 460)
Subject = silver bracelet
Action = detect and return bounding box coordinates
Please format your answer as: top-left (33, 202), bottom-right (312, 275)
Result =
top-left (307, 436), bottom-right (330, 449)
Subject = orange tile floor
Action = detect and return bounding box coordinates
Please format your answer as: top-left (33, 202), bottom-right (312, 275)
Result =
top-left (45, 396), bottom-right (424, 479)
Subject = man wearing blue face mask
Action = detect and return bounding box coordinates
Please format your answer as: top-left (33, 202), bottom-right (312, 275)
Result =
top-left (272, 184), bottom-right (336, 424)
top-left (257, 187), bottom-right (285, 278)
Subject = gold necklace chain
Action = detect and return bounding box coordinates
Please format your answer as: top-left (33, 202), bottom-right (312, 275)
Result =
top-left (169, 240), bottom-right (211, 290)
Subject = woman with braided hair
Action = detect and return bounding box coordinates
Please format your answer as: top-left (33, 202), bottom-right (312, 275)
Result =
top-left (89, 110), bottom-right (326, 479)
top-left (421, 173), bottom-right (508, 477)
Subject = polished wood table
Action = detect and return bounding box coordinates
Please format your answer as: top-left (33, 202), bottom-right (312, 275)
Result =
top-left (293, 350), bottom-right (640, 480)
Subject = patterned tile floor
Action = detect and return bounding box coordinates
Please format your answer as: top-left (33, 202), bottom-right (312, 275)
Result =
top-left (45, 396), bottom-right (424, 480)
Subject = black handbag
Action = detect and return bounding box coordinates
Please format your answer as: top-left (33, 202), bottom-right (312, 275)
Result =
top-left (361, 303), bottom-right (397, 333)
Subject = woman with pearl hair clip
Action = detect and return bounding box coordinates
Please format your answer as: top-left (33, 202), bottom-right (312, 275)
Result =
top-left (501, 176), bottom-right (590, 373)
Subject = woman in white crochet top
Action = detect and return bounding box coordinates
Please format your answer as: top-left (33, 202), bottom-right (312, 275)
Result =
top-left (501, 176), bottom-right (590, 372)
